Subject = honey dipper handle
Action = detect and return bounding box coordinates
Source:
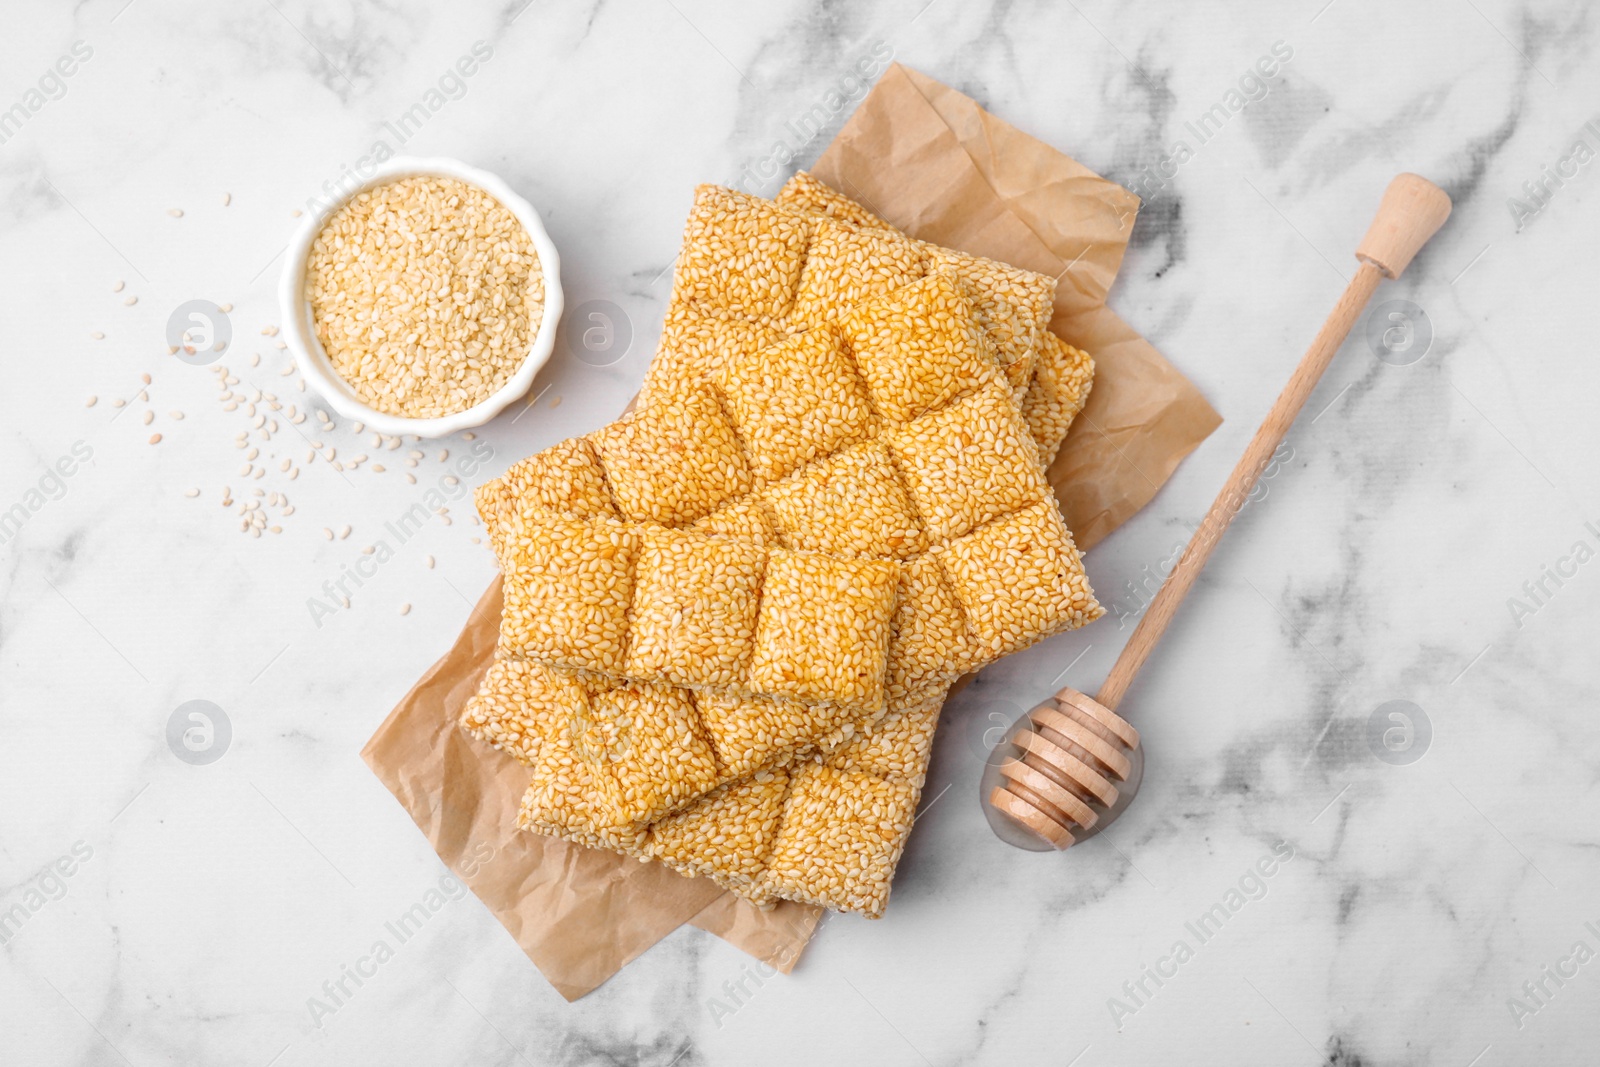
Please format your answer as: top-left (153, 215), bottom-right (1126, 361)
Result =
top-left (1087, 174), bottom-right (1452, 712)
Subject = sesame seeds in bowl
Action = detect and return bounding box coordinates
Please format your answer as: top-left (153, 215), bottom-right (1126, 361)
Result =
top-left (280, 158), bottom-right (563, 438)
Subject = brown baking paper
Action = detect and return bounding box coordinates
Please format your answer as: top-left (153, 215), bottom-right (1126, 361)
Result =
top-left (362, 63), bottom-right (1219, 1002)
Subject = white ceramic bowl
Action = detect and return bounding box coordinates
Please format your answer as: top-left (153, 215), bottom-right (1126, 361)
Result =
top-left (279, 156), bottom-right (563, 438)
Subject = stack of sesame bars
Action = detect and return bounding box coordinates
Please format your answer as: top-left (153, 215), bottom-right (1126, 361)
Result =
top-left (460, 173), bottom-right (1103, 919)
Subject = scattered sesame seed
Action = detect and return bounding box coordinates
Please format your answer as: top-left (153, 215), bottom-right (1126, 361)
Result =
top-left (246, 447), bottom-right (259, 460)
top-left (90, 331), bottom-right (104, 340)
top-left (270, 525), bottom-right (282, 534)
top-left (371, 463), bottom-right (385, 473)
top-left (362, 545), bottom-right (375, 555)
top-left (323, 527), bottom-right (334, 540)
top-left (222, 193), bottom-right (231, 206)
top-left (462, 432), bottom-right (475, 440)
top-left (424, 555), bottom-right (435, 569)
top-left (184, 488), bottom-right (200, 498)
top-left (353, 422), bottom-right (365, 434)
top-left (291, 209), bottom-right (302, 217)
top-left (261, 325), bottom-right (279, 337)
top-left (550, 394), bottom-right (562, 408)
top-left (142, 410), bottom-right (154, 425)
top-left (240, 464), bottom-right (253, 476)
top-left (405, 473), bottom-right (416, 484)
top-left (169, 411), bottom-right (184, 420)
top-left (148, 433), bottom-right (162, 444)
top-left (123, 295), bottom-right (138, 306)
top-left (250, 353), bottom-right (260, 367)
top-left (112, 280), bottom-right (124, 292)
top-left (168, 208), bottom-right (184, 217)
top-left (112, 398), bottom-right (125, 408)
top-left (85, 396), bottom-right (97, 407)
top-left (339, 525), bottom-right (352, 539)
top-left (218, 303), bottom-right (233, 313)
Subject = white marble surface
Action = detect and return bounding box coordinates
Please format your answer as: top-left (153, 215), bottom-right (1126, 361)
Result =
top-left (3, 0), bottom-right (1598, 1063)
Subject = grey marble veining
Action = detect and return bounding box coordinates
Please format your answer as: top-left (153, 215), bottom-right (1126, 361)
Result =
top-left (2, 0), bottom-right (1598, 1064)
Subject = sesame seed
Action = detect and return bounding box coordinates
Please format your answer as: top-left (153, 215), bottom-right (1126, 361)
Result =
top-left (148, 433), bottom-right (162, 444)
top-left (184, 488), bottom-right (199, 497)
top-left (85, 396), bottom-right (97, 407)
top-left (168, 208), bottom-right (183, 217)
top-left (398, 603), bottom-right (411, 616)
top-left (303, 175), bottom-right (543, 419)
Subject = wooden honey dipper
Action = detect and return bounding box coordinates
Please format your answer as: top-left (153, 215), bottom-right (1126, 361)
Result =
top-left (983, 174), bottom-right (1453, 850)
